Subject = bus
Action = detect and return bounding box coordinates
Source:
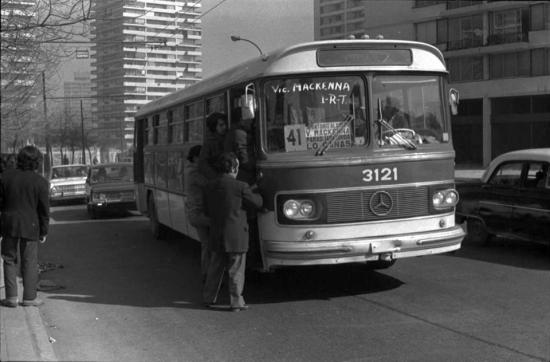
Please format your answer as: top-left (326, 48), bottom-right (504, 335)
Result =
top-left (133, 39), bottom-right (465, 272)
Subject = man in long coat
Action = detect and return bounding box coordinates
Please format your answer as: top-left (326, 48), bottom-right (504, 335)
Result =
top-left (0, 146), bottom-right (49, 307)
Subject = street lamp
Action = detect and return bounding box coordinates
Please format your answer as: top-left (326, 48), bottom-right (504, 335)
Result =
top-left (230, 35), bottom-right (268, 61)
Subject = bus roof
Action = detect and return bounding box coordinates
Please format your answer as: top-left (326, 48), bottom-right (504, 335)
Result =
top-left (135, 39), bottom-right (446, 118)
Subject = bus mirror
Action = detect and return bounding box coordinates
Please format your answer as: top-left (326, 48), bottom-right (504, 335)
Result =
top-left (449, 88), bottom-right (459, 116)
top-left (241, 83), bottom-right (256, 120)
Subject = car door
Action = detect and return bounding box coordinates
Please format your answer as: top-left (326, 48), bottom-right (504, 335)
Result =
top-left (478, 161), bottom-right (524, 236)
top-left (512, 162), bottom-right (550, 244)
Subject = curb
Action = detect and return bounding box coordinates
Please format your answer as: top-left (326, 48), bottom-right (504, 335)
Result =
top-left (0, 280), bottom-right (57, 362)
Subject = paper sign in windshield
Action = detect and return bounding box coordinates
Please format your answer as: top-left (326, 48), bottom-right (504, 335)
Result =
top-left (284, 122), bottom-right (352, 152)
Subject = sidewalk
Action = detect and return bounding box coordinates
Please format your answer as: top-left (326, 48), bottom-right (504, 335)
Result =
top-left (0, 279), bottom-right (57, 362)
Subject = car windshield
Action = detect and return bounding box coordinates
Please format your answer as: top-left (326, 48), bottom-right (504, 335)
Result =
top-left (91, 165), bottom-right (133, 184)
top-left (51, 166), bottom-right (88, 179)
top-left (372, 75), bottom-right (448, 148)
top-left (264, 76), bottom-right (367, 153)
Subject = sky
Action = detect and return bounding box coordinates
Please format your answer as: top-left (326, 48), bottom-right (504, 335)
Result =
top-left (200, 0), bottom-right (313, 78)
top-left (53, 0), bottom-right (314, 86)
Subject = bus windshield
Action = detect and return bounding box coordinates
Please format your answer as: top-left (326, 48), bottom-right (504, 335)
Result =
top-left (264, 74), bottom-right (448, 154)
top-left (264, 76), bottom-right (367, 153)
top-left (373, 74), bottom-right (448, 148)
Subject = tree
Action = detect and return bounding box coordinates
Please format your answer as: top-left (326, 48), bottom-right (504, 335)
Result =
top-left (1, 0), bottom-right (93, 154)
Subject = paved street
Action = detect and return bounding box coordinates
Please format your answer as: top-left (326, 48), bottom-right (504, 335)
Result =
top-left (3, 203), bottom-right (549, 362)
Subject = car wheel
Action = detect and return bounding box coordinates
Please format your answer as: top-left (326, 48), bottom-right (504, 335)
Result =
top-left (465, 218), bottom-right (490, 245)
top-left (148, 194), bottom-right (167, 240)
top-left (87, 203), bottom-right (98, 219)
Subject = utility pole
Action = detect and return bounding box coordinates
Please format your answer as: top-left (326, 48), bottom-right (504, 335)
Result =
top-left (42, 71), bottom-right (51, 173)
top-left (80, 99), bottom-right (86, 164)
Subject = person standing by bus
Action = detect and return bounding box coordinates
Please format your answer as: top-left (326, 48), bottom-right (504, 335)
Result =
top-left (224, 116), bottom-right (256, 185)
top-left (202, 152), bottom-right (263, 312)
top-left (199, 112), bottom-right (228, 179)
top-left (0, 146), bottom-right (50, 308)
top-left (185, 145), bottom-right (210, 282)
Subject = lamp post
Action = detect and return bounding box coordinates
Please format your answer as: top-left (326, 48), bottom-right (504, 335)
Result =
top-left (230, 35), bottom-right (267, 61)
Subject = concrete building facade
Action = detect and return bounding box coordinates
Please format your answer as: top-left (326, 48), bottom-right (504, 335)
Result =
top-left (315, 0), bottom-right (550, 166)
top-left (63, 71), bottom-right (94, 128)
top-left (91, 0), bottom-right (202, 155)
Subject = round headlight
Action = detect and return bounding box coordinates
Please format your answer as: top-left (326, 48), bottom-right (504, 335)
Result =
top-left (432, 192), bottom-right (444, 207)
top-left (283, 200), bottom-right (300, 218)
top-left (444, 191), bottom-right (458, 205)
top-left (50, 186), bottom-right (58, 195)
top-left (300, 200), bottom-right (314, 217)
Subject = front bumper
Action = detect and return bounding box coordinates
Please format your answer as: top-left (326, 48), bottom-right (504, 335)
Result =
top-left (259, 212), bottom-right (465, 270)
top-left (89, 200), bottom-right (137, 211)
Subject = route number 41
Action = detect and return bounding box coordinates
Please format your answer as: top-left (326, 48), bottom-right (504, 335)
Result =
top-left (284, 124), bottom-right (307, 152)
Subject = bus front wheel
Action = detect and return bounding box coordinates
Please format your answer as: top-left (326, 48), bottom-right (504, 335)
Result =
top-left (148, 194), bottom-right (167, 240)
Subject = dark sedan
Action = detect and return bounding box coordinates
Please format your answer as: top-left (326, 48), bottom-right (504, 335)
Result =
top-left (85, 163), bottom-right (137, 218)
top-left (456, 148), bottom-right (550, 245)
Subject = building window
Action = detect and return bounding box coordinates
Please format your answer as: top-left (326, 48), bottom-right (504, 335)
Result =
top-left (447, 0), bottom-right (477, 10)
top-left (448, 56), bottom-right (483, 82)
top-left (488, 8), bottom-right (529, 45)
top-left (416, 21), bottom-right (437, 44)
top-left (448, 15), bottom-right (483, 50)
top-left (490, 51), bottom-right (530, 79)
top-left (414, 0), bottom-right (446, 7)
top-left (531, 48), bottom-right (550, 76)
top-left (530, 3), bottom-right (550, 31)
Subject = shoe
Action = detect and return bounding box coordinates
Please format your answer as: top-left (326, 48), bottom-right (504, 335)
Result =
top-left (22, 298), bottom-right (44, 307)
top-left (0, 299), bottom-right (18, 308)
top-left (230, 305), bottom-right (249, 312)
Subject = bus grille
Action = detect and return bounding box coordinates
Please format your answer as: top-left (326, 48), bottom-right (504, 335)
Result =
top-left (325, 186), bottom-right (429, 223)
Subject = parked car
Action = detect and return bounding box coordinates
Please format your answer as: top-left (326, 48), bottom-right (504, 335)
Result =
top-left (49, 164), bottom-right (89, 203)
top-left (456, 148), bottom-right (550, 245)
top-left (85, 163), bottom-right (136, 218)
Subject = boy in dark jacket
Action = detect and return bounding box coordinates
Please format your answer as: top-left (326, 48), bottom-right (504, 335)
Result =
top-left (202, 152), bottom-right (262, 311)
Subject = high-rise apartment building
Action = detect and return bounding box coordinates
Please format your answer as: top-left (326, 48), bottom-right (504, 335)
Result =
top-left (314, 0), bottom-right (550, 166)
top-left (91, 0), bottom-right (202, 153)
top-left (63, 71), bottom-right (94, 128)
top-left (0, 0), bottom-right (40, 152)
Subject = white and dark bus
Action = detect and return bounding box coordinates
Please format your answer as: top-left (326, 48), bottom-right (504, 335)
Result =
top-left (133, 39), bottom-right (465, 271)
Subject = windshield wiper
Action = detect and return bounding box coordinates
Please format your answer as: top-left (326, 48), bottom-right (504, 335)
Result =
top-left (315, 113), bottom-right (355, 156)
top-left (376, 98), bottom-right (417, 150)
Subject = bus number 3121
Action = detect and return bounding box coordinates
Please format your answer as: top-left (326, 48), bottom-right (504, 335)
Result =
top-left (362, 167), bottom-right (398, 182)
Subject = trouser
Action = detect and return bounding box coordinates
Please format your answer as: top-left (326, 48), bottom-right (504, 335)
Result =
top-left (1, 237), bottom-right (39, 301)
top-left (203, 251), bottom-right (246, 308)
top-left (196, 227), bottom-right (210, 281)
top-left (189, 210), bottom-right (211, 280)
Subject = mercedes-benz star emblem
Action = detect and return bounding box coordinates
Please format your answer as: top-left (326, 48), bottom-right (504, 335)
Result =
top-left (369, 191), bottom-right (393, 216)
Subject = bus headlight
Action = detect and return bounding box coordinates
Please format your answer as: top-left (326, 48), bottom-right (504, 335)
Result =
top-left (50, 186), bottom-right (58, 196)
top-left (283, 199), bottom-right (316, 220)
top-left (432, 189), bottom-right (459, 209)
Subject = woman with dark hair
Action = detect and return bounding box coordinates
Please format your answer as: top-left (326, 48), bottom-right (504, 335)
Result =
top-left (198, 112), bottom-right (227, 179)
top-left (202, 152), bottom-right (263, 312)
top-left (0, 146), bottom-right (49, 308)
top-left (184, 145), bottom-right (210, 281)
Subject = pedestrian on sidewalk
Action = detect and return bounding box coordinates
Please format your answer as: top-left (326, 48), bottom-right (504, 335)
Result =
top-left (184, 145), bottom-right (210, 282)
top-left (202, 152), bottom-right (263, 312)
top-left (0, 146), bottom-right (50, 308)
